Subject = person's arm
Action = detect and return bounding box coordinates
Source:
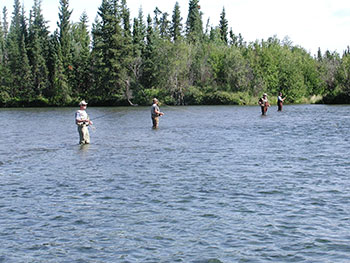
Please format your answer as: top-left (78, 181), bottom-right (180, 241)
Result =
top-left (155, 107), bottom-right (164, 116)
top-left (76, 112), bottom-right (93, 125)
top-left (75, 112), bottom-right (82, 124)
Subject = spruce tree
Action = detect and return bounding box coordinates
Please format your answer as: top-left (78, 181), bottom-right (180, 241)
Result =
top-left (92, 0), bottom-right (124, 100)
top-left (0, 12), bottom-right (6, 104)
top-left (6, 0), bottom-right (32, 100)
top-left (186, 0), bottom-right (203, 43)
top-left (171, 2), bottom-right (182, 42)
top-left (0, 8), bottom-right (10, 102)
top-left (317, 48), bottom-right (322, 62)
top-left (132, 8), bottom-right (146, 57)
top-left (219, 7), bottom-right (228, 44)
top-left (27, 0), bottom-right (50, 97)
top-left (48, 30), bottom-right (70, 104)
top-left (153, 7), bottom-right (162, 33)
top-left (159, 12), bottom-right (170, 40)
top-left (229, 28), bottom-right (238, 46)
top-left (20, 5), bottom-right (28, 44)
top-left (141, 14), bottom-right (157, 89)
top-left (2, 7), bottom-right (9, 38)
top-left (71, 12), bottom-right (91, 97)
top-left (58, 0), bottom-right (72, 65)
top-left (18, 33), bottom-right (33, 98)
top-left (0, 12), bottom-right (4, 63)
top-left (120, 0), bottom-right (135, 105)
top-left (56, 0), bottom-right (73, 103)
top-left (131, 8), bottom-right (146, 96)
top-left (90, 16), bottom-right (104, 100)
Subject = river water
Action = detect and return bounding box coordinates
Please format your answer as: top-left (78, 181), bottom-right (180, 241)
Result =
top-left (0, 104), bottom-right (349, 262)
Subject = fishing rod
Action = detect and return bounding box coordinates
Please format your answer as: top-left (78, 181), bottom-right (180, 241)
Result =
top-left (89, 106), bottom-right (133, 121)
top-left (161, 102), bottom-right (201, 116)
top-left (86, 112), bottom-right (113, 132)
top-left (90, 113), bottom-right (113, 121)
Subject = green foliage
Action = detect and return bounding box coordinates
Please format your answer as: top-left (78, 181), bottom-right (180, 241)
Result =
top-left (0, 90), bottom-right (11, 106)
top-left (171, 2), bottom-right (182, 42)
top-left (203, 90), bottom-right (241, 105)
top-left (1, 0), bottom-right (350, 107)
top-left (219, 7), bottom-right (228, 44)
top-left (186, 0), bottom-right (203, 43)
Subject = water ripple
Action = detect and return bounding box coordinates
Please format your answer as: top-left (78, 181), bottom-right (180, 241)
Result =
top-left (1, 105), bottom-right (350, 262)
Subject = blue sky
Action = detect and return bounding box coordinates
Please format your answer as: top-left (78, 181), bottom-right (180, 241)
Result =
top-left (2, 0), bottom-right (350, 55)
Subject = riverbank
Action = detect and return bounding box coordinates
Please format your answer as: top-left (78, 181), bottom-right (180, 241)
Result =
top-left (1, 92), bottom-right (348, 108)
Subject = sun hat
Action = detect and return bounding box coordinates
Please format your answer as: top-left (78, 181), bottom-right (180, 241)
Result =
top-left (79, 100), bottom-right (88, 106)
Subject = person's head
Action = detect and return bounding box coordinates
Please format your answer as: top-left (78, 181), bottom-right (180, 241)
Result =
top-left (79, 100), bottom-right (88, 109)
top-left (152, 98), bottom-right (159, 104)
top-left (279, 92), bottom-right (282, 96)
top-left (263, 93), bottom-right (267, 98)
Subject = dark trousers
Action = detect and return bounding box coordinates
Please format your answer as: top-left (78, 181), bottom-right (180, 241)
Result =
top-left (278, 101), bottom-right (283, 111)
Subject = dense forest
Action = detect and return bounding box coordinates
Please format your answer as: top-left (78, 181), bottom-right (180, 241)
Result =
top-left (0, 0), bottom-right (350, 107)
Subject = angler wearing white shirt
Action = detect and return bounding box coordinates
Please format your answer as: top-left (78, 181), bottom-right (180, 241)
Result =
top-left (75, 100), bottom-right (93, 144)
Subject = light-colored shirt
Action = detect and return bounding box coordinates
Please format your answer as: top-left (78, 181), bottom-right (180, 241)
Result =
top-left (151, 103), bottom-right (160, 117)
top-left (75, 110), bottom-right (88, 121)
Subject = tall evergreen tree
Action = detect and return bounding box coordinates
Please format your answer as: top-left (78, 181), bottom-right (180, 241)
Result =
top-left (27, 0), bottom-right (50, 97)
top-left (92, 0), bottom-right (125, 100)
top-left (171, 2), bottom-right (182, 42)
top-left (141, 14), bottom-right (157, 89)
top-left (2, 7), bottom-right (9, 39)
top-left (219, 7), bottom-right (228, 44)
top-left (131, 8), bottom-right (146, 96)
top-left (120, 0), bottom-right (136, 105)
top-left (18, 33), bottom-right (33, 98)
top-left (57, 0), bottom-right (72, 65)
top-left (71, 12), bottom-right (91, 97)
top-left (209, 26), bottom-right (221, 43)
top-left (132, 8), bottom-right (146, 57)
top-left (55, 0), bottom-right (73, 103)
top-left (229, 28), bottom-right (238, 46)
top-left (153, 7), bottom-right (162, 33)
top-left (159, 12), bottom-right (170, 40)
top-left (6, 0), bottom-right (32, 99)
top-left (47, 30), bottom-right (70, 104)
top-left (0, 8), bottom-right (10, 103)
top-left (186, 0), bottom-right (203, 43)
top-left (0, 11), bottom-right (7, 104)
top-left (317, 47), bottom-right (322, 62)
top-left (20, 5), bottom-right (28, 44)
top-left (90, 16), bottom-right (103, 97)
top-left (0, 12), bottom-right (4, 63)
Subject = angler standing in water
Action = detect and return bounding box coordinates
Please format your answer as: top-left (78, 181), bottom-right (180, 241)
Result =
top-left (151, 98), bottom-right (164, 129)
top-left (75, 100), bottom-right (93, 144)
top-left (258, 93), bottom-right (270, 115)
top-left (277, 92), bottom-right (286, 111)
